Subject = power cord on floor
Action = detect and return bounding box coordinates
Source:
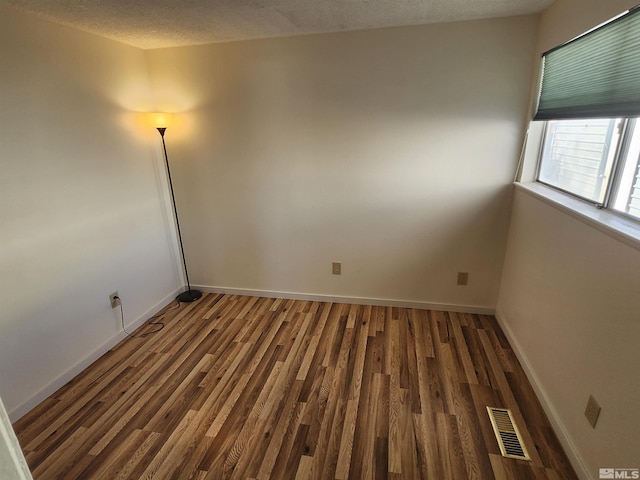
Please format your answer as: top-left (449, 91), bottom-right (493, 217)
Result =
top-left (87, 297), bottom-right (180, 384)
top-left (114, 295), bottom-right (178, 338)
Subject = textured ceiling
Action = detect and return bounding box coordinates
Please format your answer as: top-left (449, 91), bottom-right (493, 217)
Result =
top-left (3, 0), bottom-right (555, 49)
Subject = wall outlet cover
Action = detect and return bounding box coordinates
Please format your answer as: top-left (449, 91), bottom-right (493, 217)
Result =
top-left (585, 395), bottom-right (601, 428)
top-left (109, 291), bottom-right (120, 309)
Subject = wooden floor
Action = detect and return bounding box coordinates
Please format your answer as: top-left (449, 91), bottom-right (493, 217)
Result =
top-left (14, 293), bottom-right (578, 479)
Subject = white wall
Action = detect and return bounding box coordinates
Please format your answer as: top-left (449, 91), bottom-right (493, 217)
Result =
top-left (0, 398), bottom-right (32, 479)
top-left (144, 15), bottom-right (539, 311)
top-left (0, 5), bottom-right (182, 419)
top-left (496, 1), bottom-right (640, 478)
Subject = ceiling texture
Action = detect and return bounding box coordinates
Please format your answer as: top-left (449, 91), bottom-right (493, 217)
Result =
top-left (3, 0), bottom-right (555, 49)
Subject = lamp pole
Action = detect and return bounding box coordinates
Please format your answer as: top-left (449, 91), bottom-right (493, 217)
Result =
top-left (157, 126), bottom-right (202, 303)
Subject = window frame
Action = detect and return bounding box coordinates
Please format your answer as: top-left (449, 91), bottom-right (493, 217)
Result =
top-left (535, 117), bottom-right (640, 224)
top-left (608, 118), bottom-right (640, 220)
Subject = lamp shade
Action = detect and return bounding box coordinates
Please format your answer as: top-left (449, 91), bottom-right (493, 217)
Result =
top-left (148, 112), bottom-right (174, 129)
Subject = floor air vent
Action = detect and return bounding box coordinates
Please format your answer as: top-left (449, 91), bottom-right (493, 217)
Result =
top-left (486, 407), bottom-right (531, 460)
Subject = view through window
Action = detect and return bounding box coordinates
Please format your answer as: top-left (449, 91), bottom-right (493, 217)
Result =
top-left (537, 117), bottom-right (640, 220)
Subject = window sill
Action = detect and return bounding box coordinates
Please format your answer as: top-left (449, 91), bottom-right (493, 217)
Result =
top-left (515, 182), bottom-right (640, 251)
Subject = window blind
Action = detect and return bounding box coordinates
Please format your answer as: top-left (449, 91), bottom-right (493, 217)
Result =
top-left (534, 6), bottom-right (640, 121)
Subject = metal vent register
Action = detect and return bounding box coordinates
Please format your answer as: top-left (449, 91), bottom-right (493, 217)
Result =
top-left (486, 407), bottom-right (531, 460)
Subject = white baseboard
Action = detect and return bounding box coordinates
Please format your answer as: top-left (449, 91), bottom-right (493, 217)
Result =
top-left (9, 285), bottom-right (491, 422)
top-left (9, 288), bottom-right (182, 422)
top-left (195, 284), bottom-right (495, 315)
top-left (494, 307), bottom-right (592, 480)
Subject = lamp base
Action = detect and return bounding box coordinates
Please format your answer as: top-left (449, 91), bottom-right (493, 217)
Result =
top-left (177, 289), bottom-right (202, 303)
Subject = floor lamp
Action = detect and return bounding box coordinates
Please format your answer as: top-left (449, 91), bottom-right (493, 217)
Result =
top-left (149, 113), bottom-right (202, 303)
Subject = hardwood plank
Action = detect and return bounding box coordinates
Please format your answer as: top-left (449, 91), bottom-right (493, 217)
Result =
top-left (322, 304), bottom-right (346, 368)
top-left (296, 304), bottom-right (331, 383)
top-left (490, 453), bottom-right (510, 480)
top-left (304, 365), bottom-right (336, 480)
top-left (350, 371), bottom-right (381, 480)
top-left (278, 423), bottom-right (310, 480)
top-left (387, 318), bottom-right (402, 474)
top-left (334, 398), bottom-right (358, 479)
top-left (211, 347), bottom-right (285, 479)
top-left (299, 365), bottom-right (331, 458)
top-left (435, 412), bottom-right (467, 480)
top-left (413, 411), bottom-right (443, 479)
top-left (404, 311), bottom-right (422, 413)
top-left (138, 409), bottom-right (199, 480)
top-left (453, 382), bottom-right (495, 480)
top-left (374, 436), bottom-right (388, 480)
top-left (335, 310), bottom-right (369, 479)
top-left (376, 371), bottom-right (390, 440)
top-left (254, 379), bottom-right (304, 479)
top-left (31, 427), bottom-right (90, 479)
top-left (398, 388), bottom-right (418, 479)
top-left (112, 431), bottom-right (161, 480)
top-left (449, 312), bottom-right (479, 385)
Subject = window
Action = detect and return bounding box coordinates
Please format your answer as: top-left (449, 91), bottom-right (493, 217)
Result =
top-left (533, 6), bottom-right (640, 222)
top-left (537, 117), bottom-right (640, 220)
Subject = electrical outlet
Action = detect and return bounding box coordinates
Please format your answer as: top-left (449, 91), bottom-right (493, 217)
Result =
top-left (109, 291), bottom-right (121, 309)
top-left (584, 395), bottom-right (601, 428)
top-left (332, 262), bottom-right (342, 275)
top-left (457, 272), bottom-right (469, 286)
